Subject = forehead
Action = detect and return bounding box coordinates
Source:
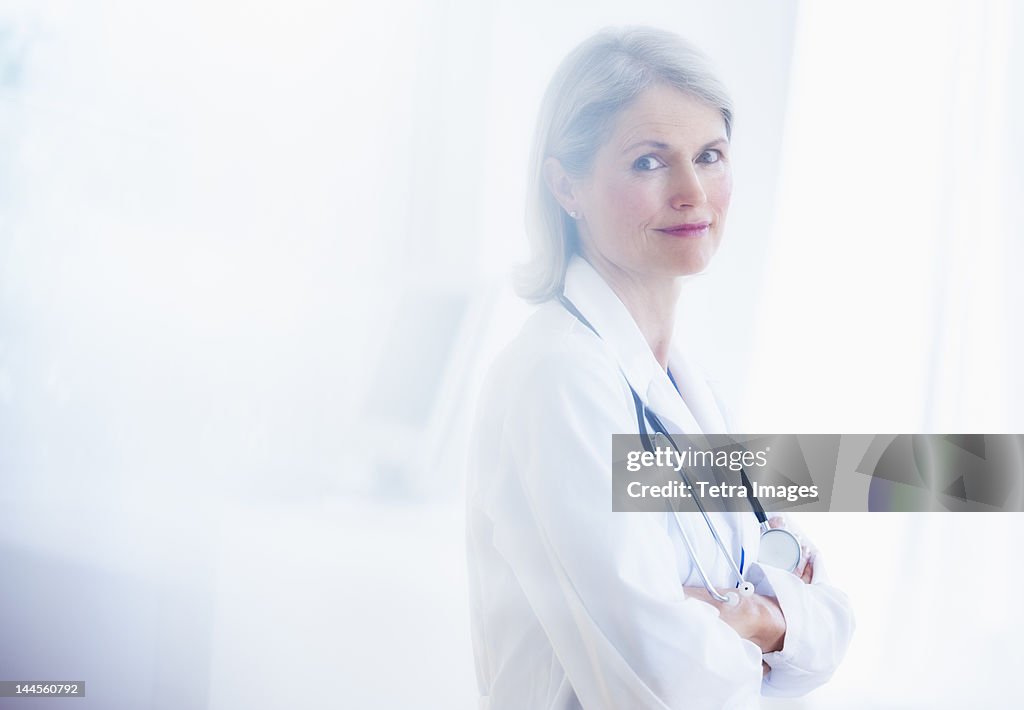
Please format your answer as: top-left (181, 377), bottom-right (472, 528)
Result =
top-left (608, 84), bottom-right (726, 150)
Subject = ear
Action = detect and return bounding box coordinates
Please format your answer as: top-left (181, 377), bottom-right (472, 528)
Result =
top-left (543, 157), bottom-right (581, 216)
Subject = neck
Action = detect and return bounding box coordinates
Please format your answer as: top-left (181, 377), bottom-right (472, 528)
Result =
top-left (580, 249), bottom-right (680, 370)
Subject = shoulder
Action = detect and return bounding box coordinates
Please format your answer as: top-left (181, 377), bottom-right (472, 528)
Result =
top-left (477, 301), bottom-right (633, 426)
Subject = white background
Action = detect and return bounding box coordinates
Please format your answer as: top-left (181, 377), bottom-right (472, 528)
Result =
top-left (1, 0), bottom-right (1022, 708)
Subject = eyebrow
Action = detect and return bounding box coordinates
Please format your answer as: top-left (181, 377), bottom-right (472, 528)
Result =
top-left (621, 137), bottom-right (729, 154)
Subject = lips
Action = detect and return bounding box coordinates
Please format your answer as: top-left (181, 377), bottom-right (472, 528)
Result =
top-left (658, 222), bottom-right (711, 237)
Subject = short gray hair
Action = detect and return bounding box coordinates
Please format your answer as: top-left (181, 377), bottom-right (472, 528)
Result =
top-left (515, 26), bottom-right (734, 303)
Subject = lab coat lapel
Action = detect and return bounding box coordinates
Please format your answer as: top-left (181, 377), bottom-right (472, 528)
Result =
top-left (562, 258), bottom-right (750, 578)
top-left (562, 258), bottom-right (659, 403)
top-left (644, 371), bottom-right (703, 437)
top-left (665, 349), bottom-right (729, 435)
top-left (562, 257), bottom-right (708, 437)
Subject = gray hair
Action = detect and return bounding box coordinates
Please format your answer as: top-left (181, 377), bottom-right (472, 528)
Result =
top-left (515, 26), bottom-right (734, 302)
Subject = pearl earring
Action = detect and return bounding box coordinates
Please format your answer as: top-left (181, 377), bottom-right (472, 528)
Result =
top-left (569, 210), bottom-right (579, 219)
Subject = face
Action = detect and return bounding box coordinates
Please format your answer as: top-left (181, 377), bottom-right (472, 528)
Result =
top-left (554, 84), bottom-right (732, 282)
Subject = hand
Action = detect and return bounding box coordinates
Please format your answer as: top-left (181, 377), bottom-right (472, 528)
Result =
top-left (684, 586), bottom-right (786, 654)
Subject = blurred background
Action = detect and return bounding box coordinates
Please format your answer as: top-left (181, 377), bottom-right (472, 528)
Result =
top-left (0, 0), bottom-right (1022, 707)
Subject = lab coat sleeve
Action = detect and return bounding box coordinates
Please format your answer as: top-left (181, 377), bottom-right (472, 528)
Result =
top-left (747, 541), bottom-right (856, 696)
top-left (487, 343), bottom-right (764, 709)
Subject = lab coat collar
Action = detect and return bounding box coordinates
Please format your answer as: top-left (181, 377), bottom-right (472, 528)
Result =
top-left (665, 347), bottom-right (729, 435)
top-left (562, 256), bottom-right (728, 435)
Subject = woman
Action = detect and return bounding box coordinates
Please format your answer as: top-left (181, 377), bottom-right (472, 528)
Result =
top-left (466, 27), bottom-right (854, 709)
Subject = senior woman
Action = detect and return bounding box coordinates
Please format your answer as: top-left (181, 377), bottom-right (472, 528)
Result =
top-left (466, 27), bottom-right (854, 709)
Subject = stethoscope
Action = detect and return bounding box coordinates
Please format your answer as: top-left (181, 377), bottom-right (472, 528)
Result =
top-left (559, 294), bottom-right (803, 606)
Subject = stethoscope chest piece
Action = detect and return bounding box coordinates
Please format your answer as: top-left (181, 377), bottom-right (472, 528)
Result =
top-left (759, 527), bottom-right (802, 573)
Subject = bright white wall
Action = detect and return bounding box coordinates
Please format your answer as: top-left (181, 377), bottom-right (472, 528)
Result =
top-left (3, 0), bottom-right (1023, 708)
top-left (752, 3), bottom-right (1024, 707)
top-left (746, 0), bottom-right (1024, 435)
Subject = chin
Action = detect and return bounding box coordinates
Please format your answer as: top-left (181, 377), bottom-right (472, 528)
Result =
top-left (655, 234), bottom-right (721, 277)
top-left (664, 247), bottom-right (719, 277)
top-left (673, 260), bottom-right (713, 277)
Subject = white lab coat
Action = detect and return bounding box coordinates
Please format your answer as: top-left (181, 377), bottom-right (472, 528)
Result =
top-left (465, 256), bottom-right (854, 709)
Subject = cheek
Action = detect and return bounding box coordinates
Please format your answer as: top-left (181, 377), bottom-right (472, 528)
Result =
top-left (706, 172), bottom-right (733, 215)
top-left (595, 178), bottom-right (662, 227)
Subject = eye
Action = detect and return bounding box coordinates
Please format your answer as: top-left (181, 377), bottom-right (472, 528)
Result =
top-left (696, 149), bottom-right (723, 164)
top-left (633, 154), bottom-right (667, 171)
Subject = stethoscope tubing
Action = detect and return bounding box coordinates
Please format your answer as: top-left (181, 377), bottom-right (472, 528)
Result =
top-left (647, 427), bottom-right (748, 602)
top-left (558, 294), bottom-right (761, 602)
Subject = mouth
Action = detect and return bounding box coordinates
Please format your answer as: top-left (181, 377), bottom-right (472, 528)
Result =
top-left (657, 222), bottom-right (711, 238)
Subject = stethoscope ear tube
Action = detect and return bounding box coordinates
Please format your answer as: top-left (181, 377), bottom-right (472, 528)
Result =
top-left (666, 503), bottom-right (733, 603)
top-left (639, 404), bottom-right (751, 604)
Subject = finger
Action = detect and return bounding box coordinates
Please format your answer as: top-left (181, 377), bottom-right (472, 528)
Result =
top-left (801, 559), bottom-right (814, 584)
top-left (767, 515), bottom-right (786, 529)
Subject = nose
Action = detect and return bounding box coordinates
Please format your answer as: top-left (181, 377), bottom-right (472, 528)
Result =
top-left (670, 164), bottom-right (707, 210)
